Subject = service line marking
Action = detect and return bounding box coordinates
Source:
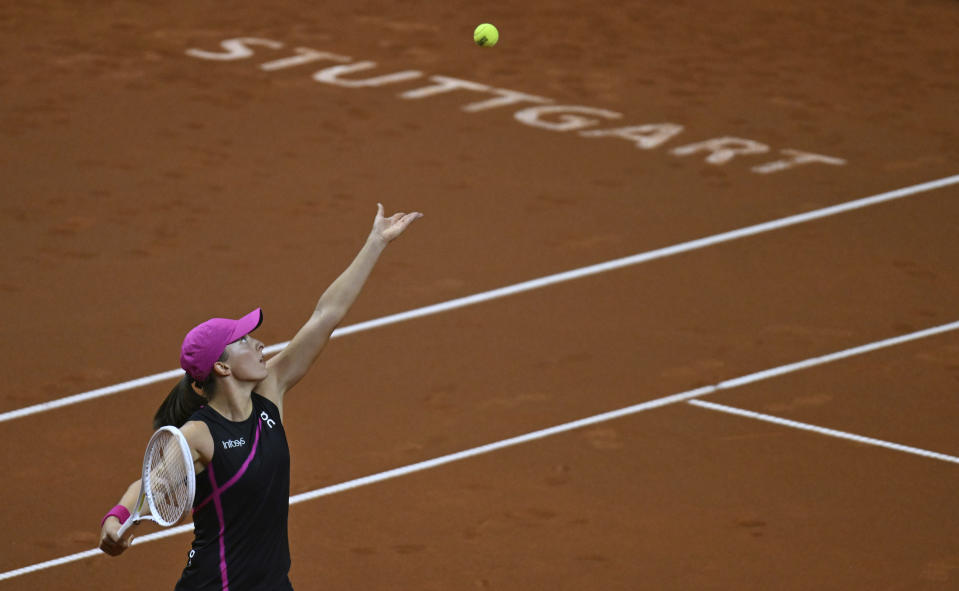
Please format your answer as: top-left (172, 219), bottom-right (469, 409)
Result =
top-left (2, 173), bottom-right (958, 425)
top-left (688, 399), bottom-right (959, 464)
top-left (3, 318), bottom-right (959, 581)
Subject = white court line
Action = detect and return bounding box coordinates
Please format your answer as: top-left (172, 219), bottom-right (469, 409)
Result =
top-left (4, 319), bottom-right (959, 582)
top-left (688, 399), bottom-right (959, 464)
top-left (2, 173), bottom-right (958, 424)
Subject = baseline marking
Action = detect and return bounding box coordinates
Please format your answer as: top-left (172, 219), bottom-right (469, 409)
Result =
top-left (3, 319), bottom-right (958, 581)
top-left (2, 173), bottom-right (958, 424)
top-left (688, 399), bottom-right (959, 464)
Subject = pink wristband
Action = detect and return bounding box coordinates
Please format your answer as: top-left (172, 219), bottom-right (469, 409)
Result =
top-left (101, 504), bottom-right (131, 527)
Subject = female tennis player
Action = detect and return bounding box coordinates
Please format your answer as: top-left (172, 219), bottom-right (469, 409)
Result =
top-left (98, 203), bottom-right (423, 590)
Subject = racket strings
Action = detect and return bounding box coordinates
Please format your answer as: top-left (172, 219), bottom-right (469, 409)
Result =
top-left (145, 432), bottom-right (192, 525)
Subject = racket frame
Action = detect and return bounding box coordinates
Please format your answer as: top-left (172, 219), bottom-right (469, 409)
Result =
top-left (116, 426), bottom-right (196, 538)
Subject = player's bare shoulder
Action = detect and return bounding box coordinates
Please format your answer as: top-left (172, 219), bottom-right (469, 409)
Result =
top-left (179, 420), bottom-right (214, 471)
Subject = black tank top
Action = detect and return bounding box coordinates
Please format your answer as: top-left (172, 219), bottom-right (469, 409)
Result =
top-left (175, 394), bottom-right (293, 591)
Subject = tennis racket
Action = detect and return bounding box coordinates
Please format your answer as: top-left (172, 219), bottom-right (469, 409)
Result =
top-left (117, 426), bottom-right (196, 538)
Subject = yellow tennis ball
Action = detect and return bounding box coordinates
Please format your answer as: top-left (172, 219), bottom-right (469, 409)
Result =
top-left (474, 23), bottom-right (499, 47)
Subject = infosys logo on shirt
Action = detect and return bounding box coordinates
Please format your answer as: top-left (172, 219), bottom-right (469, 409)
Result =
top-left (221, 438), bottom-right (246, 449)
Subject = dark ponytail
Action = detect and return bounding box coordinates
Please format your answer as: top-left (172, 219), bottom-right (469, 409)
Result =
top-left (153, 374), bottom-right (211, 429)
top-left (154, 348), bottom-right (228, 429)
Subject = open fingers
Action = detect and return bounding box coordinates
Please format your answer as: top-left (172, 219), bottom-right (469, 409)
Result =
top-left (373, 205), bottom-right (423, 241)
top-left (400, 212), bottom-right (423, 224)
top-left (390, 211), bottom-right (422, 228)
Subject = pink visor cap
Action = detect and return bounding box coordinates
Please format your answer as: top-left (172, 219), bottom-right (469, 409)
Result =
top-left (179, 308), bottom-right (263, 382)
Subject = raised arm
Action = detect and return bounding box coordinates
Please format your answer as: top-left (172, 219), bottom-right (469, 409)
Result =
top-left (261, 204), bottom-right (422, 407)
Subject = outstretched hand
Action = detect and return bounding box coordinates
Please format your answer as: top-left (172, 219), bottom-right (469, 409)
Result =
top-left (372, 203), bottom-right (424, 244)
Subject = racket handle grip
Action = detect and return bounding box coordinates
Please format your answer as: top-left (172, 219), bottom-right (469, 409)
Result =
top-left (115, 515), bottom-right (134, 538)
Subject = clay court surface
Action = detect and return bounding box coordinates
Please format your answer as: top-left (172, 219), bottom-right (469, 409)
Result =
top-left (3, 1), bottom-right (959, 589)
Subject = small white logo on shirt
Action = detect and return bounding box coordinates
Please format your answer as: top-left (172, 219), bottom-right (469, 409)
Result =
top-left (221, 438), bottom-right (246, 449)
top-left (260, 411), bottom-right (276, 429)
